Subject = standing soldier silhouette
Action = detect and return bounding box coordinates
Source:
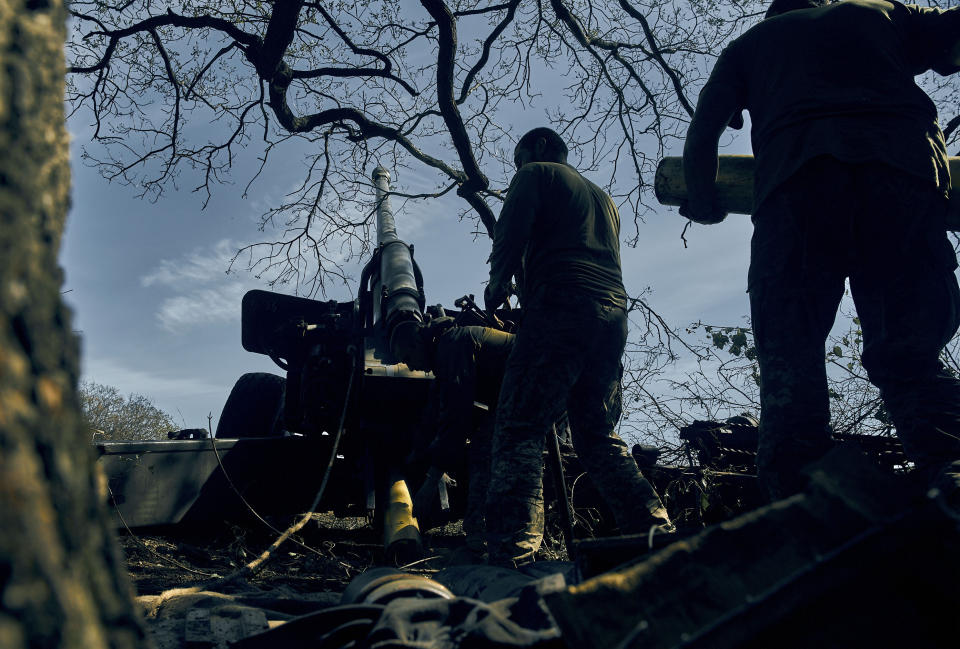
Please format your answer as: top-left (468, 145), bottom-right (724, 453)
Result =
top-left (682, 0), bottom-right (960, 500)
top-left (484, 127), bottom-right (672, 566)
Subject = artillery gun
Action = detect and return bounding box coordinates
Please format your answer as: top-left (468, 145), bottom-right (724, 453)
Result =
top-left (96, 166), bottom-right (493, 554)
top-left (215, 165), bottom-right (438, 551)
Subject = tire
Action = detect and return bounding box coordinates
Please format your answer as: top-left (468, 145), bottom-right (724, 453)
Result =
top-left (215, 372), bottom-right (286, 438)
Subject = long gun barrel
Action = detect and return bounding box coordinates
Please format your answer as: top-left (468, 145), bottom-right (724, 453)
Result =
top-left (370, 165), bottom-right (424, 359)
top-left (656, 155), bottom-right (960, 227)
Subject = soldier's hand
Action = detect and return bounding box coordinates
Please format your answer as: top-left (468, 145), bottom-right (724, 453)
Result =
top-left (484, 283), bottom-right (507, 315)
top-left (679, 198), bottom-right (727, 225)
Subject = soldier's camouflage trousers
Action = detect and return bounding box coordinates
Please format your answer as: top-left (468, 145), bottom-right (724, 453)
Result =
top-left (485, 301), bottom-right (669, 567)
top-left (750, 158), bottom-right (960, 500)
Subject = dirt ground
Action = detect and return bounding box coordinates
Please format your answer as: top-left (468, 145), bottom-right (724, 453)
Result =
top-left (115, 513), bottom-right (527, 599)
top-left (116, 512), bottom-right (572, 648)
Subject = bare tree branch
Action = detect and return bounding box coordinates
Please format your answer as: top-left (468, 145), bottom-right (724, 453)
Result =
top-left (457, 0), bottom-right (521, 106)
top-left (617, 0), bottom-right (695, 116)
top-left (420, 0), bottom-right (496, 236)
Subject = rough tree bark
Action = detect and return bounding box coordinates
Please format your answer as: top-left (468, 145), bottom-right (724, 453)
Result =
top-left (0, 0), bottom-right (147, 646)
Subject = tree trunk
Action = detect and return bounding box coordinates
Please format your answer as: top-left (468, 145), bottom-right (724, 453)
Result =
top-left (0, 1), bottom-right (148, 647)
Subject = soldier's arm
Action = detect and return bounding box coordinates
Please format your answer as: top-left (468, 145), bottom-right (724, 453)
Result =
top-left (902, 3), bottom-right (960, 75)
top-left (487, 168), bottom-right (539, 309)
top-left (682, 48), bottom-right (744, 225)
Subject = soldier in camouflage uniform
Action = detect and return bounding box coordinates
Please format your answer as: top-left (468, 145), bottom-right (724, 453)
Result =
top-left (484, 127), bottom-right (672, 567)
top-left (407, 323), bottom-right (517, 559)
top-left (682, 0), bottom-right (960, 500)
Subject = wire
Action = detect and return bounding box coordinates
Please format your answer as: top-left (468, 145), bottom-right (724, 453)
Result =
top-left (154, 361), bottom-right (359, 602)
top-left (208, 425), bottom-right (328, 559)
top-left (107, 485), bottom-right (220, 578)
top-left (216, 361), bottom-right (358, 584)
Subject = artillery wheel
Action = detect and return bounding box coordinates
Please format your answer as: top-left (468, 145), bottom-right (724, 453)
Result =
top-left (215, 372), bottom-right (286, 438)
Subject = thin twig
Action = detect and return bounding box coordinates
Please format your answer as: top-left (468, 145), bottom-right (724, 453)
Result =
top-left (153, 362), bottom-right (358, 603)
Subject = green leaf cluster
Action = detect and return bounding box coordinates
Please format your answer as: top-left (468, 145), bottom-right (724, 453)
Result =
top-left (705, 325), bottom-right (755, 359)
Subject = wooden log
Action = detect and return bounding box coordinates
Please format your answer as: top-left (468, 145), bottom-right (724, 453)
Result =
top-left (655, 156), bottom-right (960, 229)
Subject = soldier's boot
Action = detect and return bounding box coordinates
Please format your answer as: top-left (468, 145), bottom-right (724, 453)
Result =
top-left (484, 486), bottom-right (545, 568)
top-left (485, 514), bottom-right (544, 569)
top-left (644, 505), bottom-right (676, 535)
top-left (622, 497), bottom-right (676, 537)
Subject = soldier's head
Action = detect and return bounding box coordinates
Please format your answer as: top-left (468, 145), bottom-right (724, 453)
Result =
top-left (765, 0), bottom-right (829, 19)
top-left (514, 127), bottom-right (568, 169)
